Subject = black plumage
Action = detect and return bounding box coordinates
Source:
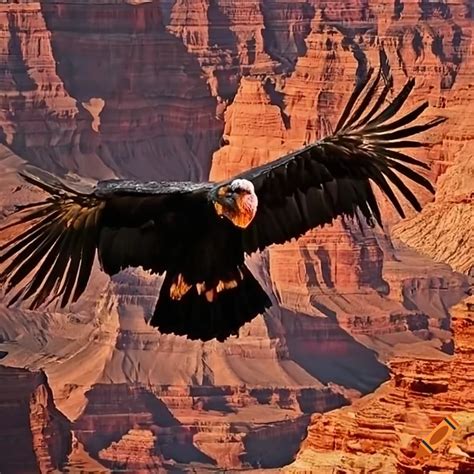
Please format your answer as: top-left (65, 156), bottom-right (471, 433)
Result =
top-left (0, 53), bottom-right (446, 341)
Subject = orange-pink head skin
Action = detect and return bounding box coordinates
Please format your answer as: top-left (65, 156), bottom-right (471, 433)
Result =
top-left (213, 179), bottom-right (258, 228)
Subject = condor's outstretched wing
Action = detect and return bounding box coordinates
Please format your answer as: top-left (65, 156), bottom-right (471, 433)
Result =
top-left (0, 167), bottom-right (210, 310)
top-left (236, 64), bottom-right (445, 254)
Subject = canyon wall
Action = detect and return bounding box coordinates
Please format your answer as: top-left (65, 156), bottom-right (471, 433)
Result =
top-left (393, 15), bottom-right (474, 275)
top-left (0, 0), bottom-right (221, 181)
top-left (167, 0), bottom-right (317, 97)
top-left (0, 365), bottom-right (71, 474)
top-left (73, 382), bottom-right (314, 469)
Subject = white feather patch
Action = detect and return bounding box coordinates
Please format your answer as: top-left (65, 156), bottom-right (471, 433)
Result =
top-left (229, 179), bottom-right (255, 194)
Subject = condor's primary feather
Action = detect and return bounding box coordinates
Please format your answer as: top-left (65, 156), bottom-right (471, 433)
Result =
top-left (0, 53), bottom-right (446, 342)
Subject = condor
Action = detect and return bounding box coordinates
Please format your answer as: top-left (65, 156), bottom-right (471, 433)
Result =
top-left (0, 56), bottom-right (445, 342)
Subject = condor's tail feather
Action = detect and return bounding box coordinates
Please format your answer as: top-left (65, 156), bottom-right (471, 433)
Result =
top-left (151, 265), bottom-right (271, 342)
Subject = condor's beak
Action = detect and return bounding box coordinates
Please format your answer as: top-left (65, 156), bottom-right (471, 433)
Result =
top-left (212, 187), bottom-right (239, 218)
top-left (211, 186), bottom-right (234, 206)
top-left (210, 187), bottom-right (220, 201)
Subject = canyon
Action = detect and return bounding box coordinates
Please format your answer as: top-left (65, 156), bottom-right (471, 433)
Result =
top-left (0, 0), bottom-right (472, 472)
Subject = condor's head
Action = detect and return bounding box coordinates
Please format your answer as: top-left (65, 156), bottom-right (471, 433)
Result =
top-left (211, 179), bottom-right (258, 228)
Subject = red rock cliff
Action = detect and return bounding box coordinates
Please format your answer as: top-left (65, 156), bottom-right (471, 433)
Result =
top-left (0, 2), bottom-right (81, 171)
top-left (0, 365), bottom-right (71, 474)
top-left (393, 15), bottom-right (474, 275)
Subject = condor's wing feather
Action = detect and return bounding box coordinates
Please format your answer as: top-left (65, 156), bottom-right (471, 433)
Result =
top-left (94, 179), bottom-right (209, 276)
top-left (235, 56), bottom-right (445, 255)
top-left (0, 167), bottom-right (209, 310)
top-left (0, 168), bottom-right (105, 310)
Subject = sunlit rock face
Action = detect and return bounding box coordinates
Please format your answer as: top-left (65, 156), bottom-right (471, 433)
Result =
top-left (285, 297), bottom-right (474, 474)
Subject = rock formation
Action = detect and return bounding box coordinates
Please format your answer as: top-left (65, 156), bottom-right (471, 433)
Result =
top-left (167, 0), bottom-right (316, 97)
top-left (168, 0), bottom-right (275, 96)
top-left (0, 1), bottom-right (80, 171)
top-left (0, 365), bottom-right (71, 474)
top-left (285, 296), bottom-right (474, 473)
top-left (393, 16), bottom-right (474, 275)
top-left (73, 382), bottom-right (313, 469)
top-left (98, 429), bottom-right (164, 472)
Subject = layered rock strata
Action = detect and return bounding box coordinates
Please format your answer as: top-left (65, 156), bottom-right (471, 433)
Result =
top-left (167, 0), bottom-right (316, 97)
top-left (73, 382), bottom-right (313, 469)
top-left (393, 16), bottom-right (474, 275)
top-left (98, 429), bottom-right (164, 472)
top-left (285, 296), bottom-right (474, 473)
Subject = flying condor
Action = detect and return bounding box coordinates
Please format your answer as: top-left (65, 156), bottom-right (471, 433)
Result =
top-left (0, 58), bottom-right (445, 342)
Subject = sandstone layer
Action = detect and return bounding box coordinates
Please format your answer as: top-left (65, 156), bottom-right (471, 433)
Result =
top-left (393, 15), bottom-right (474, 275)
top-left (167, 0), bottom-right (317, 98)
top-left (286, 296), bottom-right (474, 473)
